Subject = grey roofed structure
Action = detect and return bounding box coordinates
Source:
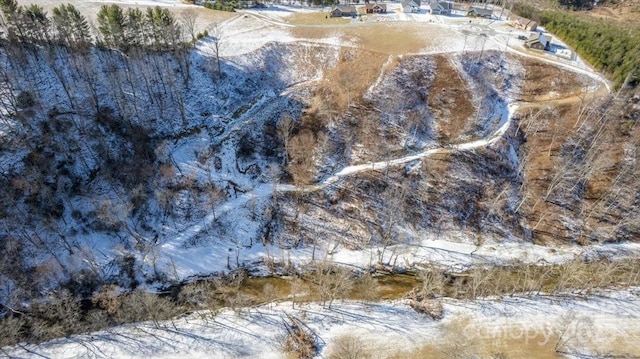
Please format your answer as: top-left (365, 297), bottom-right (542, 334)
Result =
top-left (429, 2), bottom-right (453, 15)
top-left (402, 0), bottom-right (421, 13)
top-left (330, 5), bottom-right (358, 17)
top-left (524, 32), bottom-right (552, 51)
top-left (467, 7), bottom-right (493, 18)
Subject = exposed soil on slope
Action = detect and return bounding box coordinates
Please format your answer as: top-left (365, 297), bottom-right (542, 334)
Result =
top-left (429, 55), bottom-right (476, 144)
top-left (286, 47), bottom-right (391, 185)
top-left (515, 85), bottom-right (640, 244)
top-left (517, 57), bottom-right (592, 102)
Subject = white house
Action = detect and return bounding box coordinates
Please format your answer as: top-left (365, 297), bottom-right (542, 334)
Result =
top-left (402, 0), bottom-right (421, 13)
top-left (429, 2), bottom-right (452, 15)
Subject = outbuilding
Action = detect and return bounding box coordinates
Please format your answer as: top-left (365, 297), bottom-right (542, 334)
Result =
top-left (429, 2), bottom-right (453, 15)
top-left (467, 7), bottom-right (493, 18)
top-left (330, 5), bottom-right (358, 17)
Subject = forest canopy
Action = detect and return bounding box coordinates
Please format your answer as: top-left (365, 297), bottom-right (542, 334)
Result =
top-left (512, 3), bottom-right (640, 88)
top-left (539, 11), bottom-right (640, 88)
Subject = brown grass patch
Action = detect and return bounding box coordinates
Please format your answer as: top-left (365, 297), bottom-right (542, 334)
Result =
top-left (588, 1), bottom-right (640, 22)
top-left (517, 57), bottom-right (591, 102)
top-left (287, 129), bottom-right (324, 185)
top-left (344, 23), bottom-right (431, 55)
top-left (391, 336), bottom-right (563, 359)
top-left (514, 98), bottom-right (627, 244)
top-left (286, 11), bottom-right (351, 25)
top-left (286, 47), bottom-right (389, 183)
top-left (390, 316), bottom-right (562, 359)
top-left (289, 23), bottom-right (433, 55)
top-left (516, 103), bottom-right (582, 244)
top-left (392, 311), bottom-right (640, 359)
top-left (320, 47), bottom-right (389, 106)
top-left (429, 55), bottom-right (476, 144)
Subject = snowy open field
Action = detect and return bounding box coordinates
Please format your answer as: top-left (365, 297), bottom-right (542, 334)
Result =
top-left (4, 288), bottom-right (640, 358)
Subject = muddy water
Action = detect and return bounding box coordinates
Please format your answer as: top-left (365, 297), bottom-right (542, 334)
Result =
top-left (235, 272), bottom-right (421, 304)
top-left (365, 272), bottom-right (421, 299)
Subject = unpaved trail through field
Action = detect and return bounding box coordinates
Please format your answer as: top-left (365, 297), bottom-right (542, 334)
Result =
top-left (169, 6), bottom-right (619, 272)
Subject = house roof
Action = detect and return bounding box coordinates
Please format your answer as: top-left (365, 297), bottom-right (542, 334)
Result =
top-left (525, 32), bottom-right (551, 45)
top-left (365, 3), bottom-right (387, 10)
top-left (334, 5), bottom-right (356, 13)
top-left (511, 15), bottom-right (537, 28)
top-left (402, 0), bottom-right (420, 8)
top-left (430, 2), bottom-right (452, 10)
top-left (527, 33), bottom-right (541, 41)
top-left (468, 7), bottom-right (493, 16)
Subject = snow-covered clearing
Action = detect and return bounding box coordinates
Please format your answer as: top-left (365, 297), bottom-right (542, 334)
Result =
top-left (4, 289), bottom-right (639, 358)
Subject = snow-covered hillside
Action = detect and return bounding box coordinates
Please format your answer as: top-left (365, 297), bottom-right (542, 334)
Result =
top-left (1, 2), bottom-right (638, 298)
top-left (1, 2), bottom-right (640, 355)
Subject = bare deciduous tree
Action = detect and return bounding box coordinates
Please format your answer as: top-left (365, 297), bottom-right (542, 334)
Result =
top-left (277, 112), bottom-right (294, 163)
top-left (357, 272), bottom-right (379, 303)
top-left (205, 183), bottom-right (227, 220)
top-left (418, 269), bottom-right (446, 298)
top-left (211, 23), bottom-right (222, 77)
top-left (290, 275), bottom-right (307, 309)
top-left (180, 9), bottom-right (199, 42)
top-left (309, 261), bottom-right (353, 308)
top-left (266, 162), bottom-right (282, 204)
top-left (327, 334), bottom-right (368, 359)
top-left (283, 315), bottom-right (317, 359)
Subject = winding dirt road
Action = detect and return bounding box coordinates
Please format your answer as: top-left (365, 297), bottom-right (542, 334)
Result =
top-left (169, 8), bottom-right (614, 266)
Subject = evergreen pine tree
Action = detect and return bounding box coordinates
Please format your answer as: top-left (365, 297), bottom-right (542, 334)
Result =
top-left (53, 4), bottom-right (92, 48)
top-left (23, 4), bottom-right (50, 44)
top-left (97, 4), bottom-right (128, 51)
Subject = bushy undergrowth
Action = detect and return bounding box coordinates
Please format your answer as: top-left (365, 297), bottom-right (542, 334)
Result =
top-left (415, 257), bottom-right (640, 300)
top-left (283, 315), bottom-right (318, 359)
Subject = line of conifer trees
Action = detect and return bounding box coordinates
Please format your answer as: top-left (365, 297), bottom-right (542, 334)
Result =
top-left (0, 0), bottom-right (187, 52)
top-left (0, 0), bottom-right (91, 48)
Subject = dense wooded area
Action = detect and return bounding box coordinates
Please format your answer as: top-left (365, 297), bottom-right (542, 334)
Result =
top-left (540, 11), bottom-right (640, 88)
top-left (512, 3), bottom-right (639, 88)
